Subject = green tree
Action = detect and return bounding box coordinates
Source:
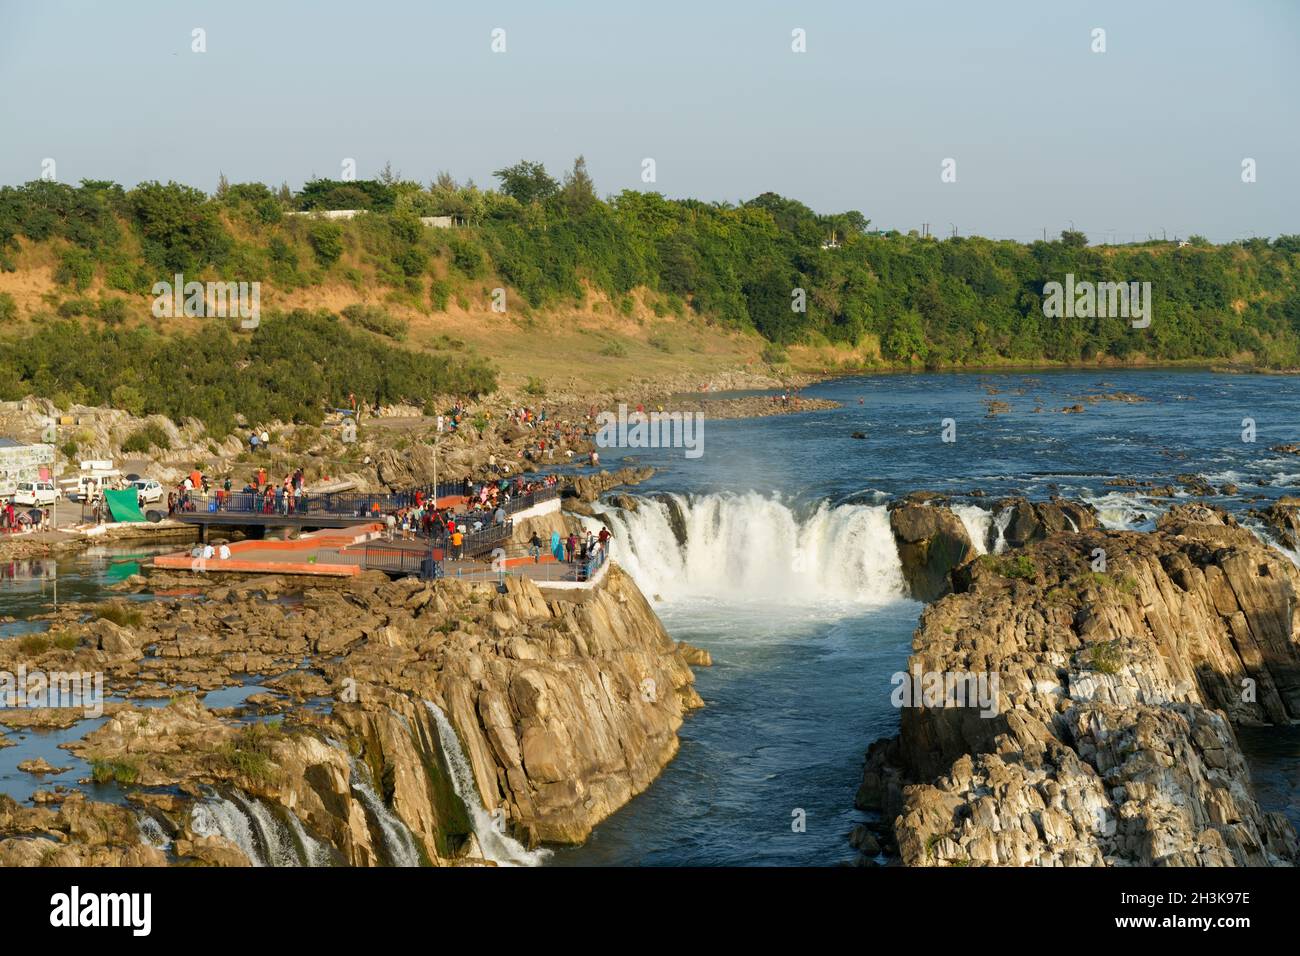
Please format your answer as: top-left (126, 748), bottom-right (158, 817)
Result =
top-left (128, 181), bottom-right (229, 273)
top-left (884, 311), bottom-right (929, 362)
top-left (493, 160), bottom-right (559, 206)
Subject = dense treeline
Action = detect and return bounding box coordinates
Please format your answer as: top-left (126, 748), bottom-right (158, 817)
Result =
top-left (0, 311), bottom-right (494, 436)
top-left (2, 159), bottom-right (1300, 380)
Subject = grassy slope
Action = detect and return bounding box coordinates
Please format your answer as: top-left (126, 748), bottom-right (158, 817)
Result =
top-left (0, 238), bottom-right (771, 394)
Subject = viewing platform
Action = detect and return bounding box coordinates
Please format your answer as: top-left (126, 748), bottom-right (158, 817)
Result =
top-left (170, 485), bottom-right (559, 540)
top-left (152, 492), bottom-right (607, 589)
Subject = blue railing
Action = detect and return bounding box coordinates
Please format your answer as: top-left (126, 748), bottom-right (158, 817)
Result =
top-left (577, 546), bottom-right (608, 582)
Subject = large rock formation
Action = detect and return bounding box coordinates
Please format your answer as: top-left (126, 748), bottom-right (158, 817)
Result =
top-left (859, 503), bottom-right (1300, 867)
top-left (1254, 497), bottom-right (1300, 551)
top-left (888, 502), bottom-right (975, 602)
top-left (0, 563), bottom-right (704, 864)
top-left (995, 497), bottom-right (1098, 551)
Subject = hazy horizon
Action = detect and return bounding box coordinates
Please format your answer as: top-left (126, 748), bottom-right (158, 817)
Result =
top-left (1, 0), bottom-right (1297, 243)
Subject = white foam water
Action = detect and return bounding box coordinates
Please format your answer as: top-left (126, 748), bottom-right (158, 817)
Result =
top-left (135, 813), bottom-right (170, 851)
top-left (348, 758), bottom-right (423, 867)
top-left (230, 791), bottom-right (305, 867)
top-left (991, 506), bottom-right (1013, 553)
top-left (586, 492), bottom-right (908, 606)
top-left (189, 795), bottom-right (267, 866)
top-left (189, 792), bottom-right (329, 866)
top-left (1241, 517), bottom-right (1300, 569)
top-left (425, 701), bottom-right (550, 867)
top-left (951, 504), bottom-right (992, 555)
top-left (1083, 492), bottom-right (1160, 531)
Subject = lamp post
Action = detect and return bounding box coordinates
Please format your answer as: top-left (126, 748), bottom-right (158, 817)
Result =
top-left (432, 414), bottom-right (443, 502)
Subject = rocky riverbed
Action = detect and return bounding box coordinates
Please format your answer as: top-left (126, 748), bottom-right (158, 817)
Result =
top-left (859, 498), bottom-right (1300, 867)
top-left (0, 556), bottom-right (708, 866)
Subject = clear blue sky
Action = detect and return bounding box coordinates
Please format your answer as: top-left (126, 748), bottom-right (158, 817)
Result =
top-left (1, 0), bottom-right (1296, 242)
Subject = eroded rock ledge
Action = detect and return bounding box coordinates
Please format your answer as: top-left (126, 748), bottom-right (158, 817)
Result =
top-left (859, 502), bottom-right (1300, 867)
top-left (0, 564), bottom-right (705, 865)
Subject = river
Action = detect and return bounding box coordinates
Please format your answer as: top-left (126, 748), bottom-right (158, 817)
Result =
top-left (2, 369), bottom-right (1298, 862)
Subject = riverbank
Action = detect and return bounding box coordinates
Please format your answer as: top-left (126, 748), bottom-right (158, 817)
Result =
top-left (0, 524), bottom-right (199, 563)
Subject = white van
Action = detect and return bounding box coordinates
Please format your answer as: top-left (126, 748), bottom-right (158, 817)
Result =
top-left (13, 481), bottom-right (61, 506)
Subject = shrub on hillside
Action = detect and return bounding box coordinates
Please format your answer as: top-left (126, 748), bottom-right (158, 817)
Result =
top-left (308, 221), bottom-right (344, 266)
top-left (341, 304), bottom-right (408, 340)
top-left (55, 247), bottom-right (95, 291)
top-left (122, 422), bottom-right (171, 453)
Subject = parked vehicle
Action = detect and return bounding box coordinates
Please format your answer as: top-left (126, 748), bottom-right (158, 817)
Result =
top-left (73, 470), bottom-right (122, 501)
top-left (13, 480), bottom-right (61, 506)
top-left (130, 479), bottom-right (164, 505)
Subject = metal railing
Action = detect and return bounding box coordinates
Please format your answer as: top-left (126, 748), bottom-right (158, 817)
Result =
top-left (419, 519), bottom-right (513, 558)
top-left (358, 543), bottom-right (437, 576)
top-left (443, 541), bottom-right (610, 585)
top-left (170, 484), bottom-right (558, 522)
top-left (505, 486), bottom-right (559, 514)
top-left (175, 491), bottom-right (408, 519)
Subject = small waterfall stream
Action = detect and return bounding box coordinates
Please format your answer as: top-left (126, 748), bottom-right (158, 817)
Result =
top-left (425, 701), bottom-right (550, 866)
top-left (348, 758), bottom-right (423, 867)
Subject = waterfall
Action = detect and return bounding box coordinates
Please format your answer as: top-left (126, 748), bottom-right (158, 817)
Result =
top-left (585, 492), bottom-right (908, 606)
top-left (1241, 517), bottom-right (1300, 569)
top-left (1083, 492), bottom-right (1159, 531)
top-left (284, 809), bottom-right (335, 866)
top-left (951, 504), bottom-right (992, 556)
top-left (135, 812), bottom-right (170, 851)
top-left (189, 792), bottom-right (330, 867)
top-left (991, 507), bottom-right (1013, 553)
top-left (189, 795), bottom-right (267, 866)
top-left (348, 758), bottom-right (423, 867)
top-left (425, 701), bottom-right (550, 867)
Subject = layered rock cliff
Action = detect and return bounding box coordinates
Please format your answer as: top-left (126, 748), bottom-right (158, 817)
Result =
top-left (0, 564), bottom-right (704, 865)
top-left (859, 502), bottom-right (1300, 867)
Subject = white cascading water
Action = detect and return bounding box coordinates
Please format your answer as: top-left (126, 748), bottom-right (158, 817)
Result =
top-left (284, 809), bottom-right (334, 866)
top-left (585, 493), bottom-right (908, 606)
top-left (990, 507), bottom-right (1012, 553)
top-left (135, 813), bottom-right (170, 851)
top-left (190, 795), bottom-right (267, 866)
top-left (231, 791), bottom-right (308, 867)
top-left (189, 792), bottom-right (329, 866)
top-left (425, 701), bottom-right (550, 867)
top-left (1084, 492), bottom-right (1159, 531)
top-left (950, 504), bottom-right (992, 556)
top-left (348, 758), bottom-right (422, 867)
top-left (1240, 517), bottom-right (1300, 569)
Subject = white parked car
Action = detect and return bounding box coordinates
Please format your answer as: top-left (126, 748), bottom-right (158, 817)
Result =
top-left (13, 481), bottom-right (61, 506)
top-left (130, 479), bottom-right (164, 505)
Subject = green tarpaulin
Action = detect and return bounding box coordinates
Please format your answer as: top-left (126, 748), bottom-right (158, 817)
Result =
top-left (104, 489), bottom-right (146, 523)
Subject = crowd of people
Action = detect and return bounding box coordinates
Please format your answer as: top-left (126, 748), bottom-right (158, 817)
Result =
top-left (168, 467), bottom-right (310, 518)
top-left (0, 501), bottom-right (51, 533)
top-left (527, 526), bottom-right (612, 571)
top-left (385, 474), bottom-right (560, 552)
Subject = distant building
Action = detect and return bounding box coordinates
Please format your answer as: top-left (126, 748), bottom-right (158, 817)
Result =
top-left (0, 437), bottom-right (55, 493)
top-left (286, 209), bottom-right (365, 220)
top-left (284, 210), bottom-right (463, 227)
